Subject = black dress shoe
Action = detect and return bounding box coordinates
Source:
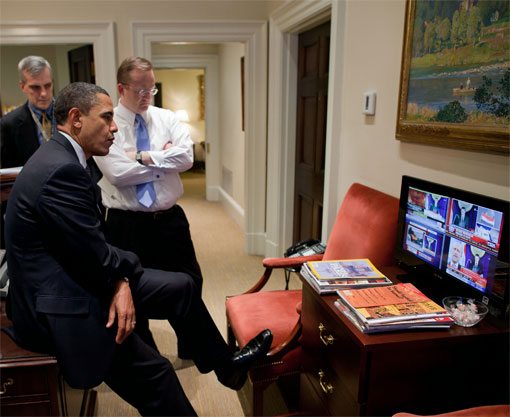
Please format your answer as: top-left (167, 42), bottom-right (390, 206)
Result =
top-left (216, 329), bottom-right (273, 391)
top-left (231, 329), bottom-right (273, 368)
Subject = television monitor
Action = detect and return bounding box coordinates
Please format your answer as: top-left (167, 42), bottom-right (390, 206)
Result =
top-left (395, 175), bottom-right (509, 318)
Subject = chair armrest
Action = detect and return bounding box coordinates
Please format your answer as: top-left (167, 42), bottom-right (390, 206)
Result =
top-left (245, 254), bottom-right (324, 294)
top-left (267, 317), bottom-right (301, 358)
top-left (268, 303), bottom-right (302, 358)
top-left (262, 253), bottom-right (323, 269)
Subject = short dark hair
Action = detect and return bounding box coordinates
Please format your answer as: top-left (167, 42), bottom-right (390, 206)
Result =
top-left (117, 56), bottom-right (153, 85)
top-left (54, 82), bottom-right (110, 125)
top-left (18, 56), bottom-right (52, 83)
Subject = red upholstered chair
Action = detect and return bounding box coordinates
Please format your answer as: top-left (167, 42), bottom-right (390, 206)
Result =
top-left (226, 183), bottom-right (399, 415)
top-left (393, 405), bottom-right (510, 417)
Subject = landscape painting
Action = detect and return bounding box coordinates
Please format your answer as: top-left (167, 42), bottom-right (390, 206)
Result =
top-left (396, 0), bottom-right (509, 154)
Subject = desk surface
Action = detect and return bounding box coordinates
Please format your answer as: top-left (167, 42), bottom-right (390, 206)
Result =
top-left (322, 266), bottom-right (509, 345)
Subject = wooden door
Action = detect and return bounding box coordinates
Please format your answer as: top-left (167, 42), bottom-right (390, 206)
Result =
top-left (293, 21), bottom-right (330, 243)
top-left (68, 45), bottom-right (95, 84)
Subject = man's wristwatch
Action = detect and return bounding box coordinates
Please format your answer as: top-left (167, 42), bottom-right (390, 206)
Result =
top-left (136, 151), bottom-right (143, 165)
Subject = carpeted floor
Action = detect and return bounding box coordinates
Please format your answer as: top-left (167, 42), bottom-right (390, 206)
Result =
top-left (93, 171), bottom-right (302, 416)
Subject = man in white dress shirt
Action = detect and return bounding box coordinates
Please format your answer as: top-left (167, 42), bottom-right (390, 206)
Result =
top-left (94, 57), bottom-right (202, 357)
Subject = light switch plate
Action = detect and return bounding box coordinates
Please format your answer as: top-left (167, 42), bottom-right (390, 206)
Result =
top-left (362, 91), bottom-right (376, 115)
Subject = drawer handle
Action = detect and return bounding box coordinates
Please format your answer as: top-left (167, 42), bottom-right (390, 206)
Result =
top-left (0, 378), bottom-right (13, 395)
top-left (318, 370), bottom-right (333, 394)
top-left (318, 323), bottom-right (334, 346)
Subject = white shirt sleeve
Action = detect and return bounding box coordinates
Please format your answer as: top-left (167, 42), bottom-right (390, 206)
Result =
top-left (95, 105), bottom-right (193, 187)
top-left (94, 140), bottom-right (160, 188)
top-left (147, 110), bottom-right (194, 171)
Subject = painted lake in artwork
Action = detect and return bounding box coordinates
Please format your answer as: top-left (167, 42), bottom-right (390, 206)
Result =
top-left (407, 65), bottom-right (508, 113)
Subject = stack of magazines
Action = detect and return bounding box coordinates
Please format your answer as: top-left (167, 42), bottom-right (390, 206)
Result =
top-left (334, 283), bottom-right (454, 333)
top-left (300, 258), bottom-right (393, 294)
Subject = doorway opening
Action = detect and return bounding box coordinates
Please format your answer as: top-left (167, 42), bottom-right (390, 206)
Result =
top-left (151, 41), bottom-right (247, 231)
top-left (153, 68), bottom-right (206, 173)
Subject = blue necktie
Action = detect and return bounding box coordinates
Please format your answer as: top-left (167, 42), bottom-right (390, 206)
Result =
top-left (135, 114), bottom-right (156, 208)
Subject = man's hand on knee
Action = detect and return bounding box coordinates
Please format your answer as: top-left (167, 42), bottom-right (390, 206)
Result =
top-left (107, 279), bottom-right (136, 344)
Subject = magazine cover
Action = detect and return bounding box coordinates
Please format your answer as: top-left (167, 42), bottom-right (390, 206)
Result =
top-left (336, 283), bottom-right (451, 325)
top-left (334, 299), bottom-right (453, 333)
top-left (307, 258), bottom-right (386, 280)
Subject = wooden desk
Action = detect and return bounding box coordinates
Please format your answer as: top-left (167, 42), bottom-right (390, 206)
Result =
top-left (299, 267), bottom-right (510, 416)
top-left (1, 307), bottom-right (60, 416)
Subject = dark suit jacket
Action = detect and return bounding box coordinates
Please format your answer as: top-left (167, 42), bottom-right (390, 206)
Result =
top-left (5, 132), bottom-right (143, 389)
top-left (0, 101), bottom-right (40, 168)
top-left (0, 105), bottom-right (104, 247)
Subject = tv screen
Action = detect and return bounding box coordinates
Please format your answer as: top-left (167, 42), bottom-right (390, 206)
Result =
top-left (395, 176), bottom-right (509, 315)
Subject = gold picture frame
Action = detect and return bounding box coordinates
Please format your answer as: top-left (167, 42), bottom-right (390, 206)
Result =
top-left (396, 0), bottom-right (509, 154)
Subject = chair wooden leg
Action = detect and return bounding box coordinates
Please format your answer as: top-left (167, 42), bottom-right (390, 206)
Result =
top-left (252, 382), bottom-right (265, 417)
top-left (79, 389), bottom-right (97, 416)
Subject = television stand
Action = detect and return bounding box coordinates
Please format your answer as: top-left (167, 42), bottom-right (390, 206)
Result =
top-left (299, 267), bottom-right (510, 416)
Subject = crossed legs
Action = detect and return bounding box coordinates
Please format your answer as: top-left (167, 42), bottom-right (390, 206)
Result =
top-left (104, 268), bottom-right (232, 416)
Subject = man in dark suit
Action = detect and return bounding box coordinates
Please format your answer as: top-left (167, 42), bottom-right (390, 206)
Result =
top-left (0, 56), bottom-right (103, 248)
top-left (1, 55), bottom-right (55, 168)
top-left (4, 82), bottom-right (272, 416)
top-left (0, 56), bottom-right (54, 249)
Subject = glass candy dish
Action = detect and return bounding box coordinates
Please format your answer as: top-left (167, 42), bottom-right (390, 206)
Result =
top-left (442, 296), bottom-right (488, 327)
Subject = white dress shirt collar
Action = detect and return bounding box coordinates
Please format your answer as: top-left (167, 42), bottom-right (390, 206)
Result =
top-left (116, 100), bottom-right (148, 126)
top-left (58, 130), bottom-right (88, 169)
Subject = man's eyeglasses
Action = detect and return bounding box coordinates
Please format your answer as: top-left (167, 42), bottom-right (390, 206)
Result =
top-left (124, 84), bottom-right (158, 97)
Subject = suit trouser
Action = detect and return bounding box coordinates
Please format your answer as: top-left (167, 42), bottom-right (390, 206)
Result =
top-left (104, 268), bottom-right (231, 416)
top-left (105, 205), bottom-right (203, 355)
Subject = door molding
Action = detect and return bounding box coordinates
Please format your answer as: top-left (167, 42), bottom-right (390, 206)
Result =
top-left (266, 0), bottom-right (333, 257)
top-left (267, 0), bottom-right (350, 258)
top-left (132, 21), bottom-right (268, 254)
top-left (0, 21), bottom-right (117, 99)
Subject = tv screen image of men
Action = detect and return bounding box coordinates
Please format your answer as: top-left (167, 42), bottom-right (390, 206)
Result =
top-left (425, 193), bottom-right (447, 221)
top-left (466, 247), bottom-right (486, 278)
top-left (4, 81), bottom-right (273, 416)
top-left (447, 238), bottom-right (465, 272)
top-left (452, 201), bottom-right (474, 230)
top-left (424, 235), bottom-right (437, 255)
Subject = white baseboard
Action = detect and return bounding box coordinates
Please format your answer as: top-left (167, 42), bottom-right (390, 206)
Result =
top-left (218, 187), bottom-right (244, 231)
top-left (264, 239), bottom-right (281, 258)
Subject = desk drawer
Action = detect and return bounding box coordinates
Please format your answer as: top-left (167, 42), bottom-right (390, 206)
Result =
top-left (1, 366), bottom-right (52, 398)
top-left (1, 401), bottom-right (54, 417)
top-left (302, 289), bottom-right (363, 415)
top-left (305, 366), bottom-right (360, 416)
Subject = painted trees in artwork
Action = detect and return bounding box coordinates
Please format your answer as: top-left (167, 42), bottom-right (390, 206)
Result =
top-left (407, 0), bottom-right (510, 124)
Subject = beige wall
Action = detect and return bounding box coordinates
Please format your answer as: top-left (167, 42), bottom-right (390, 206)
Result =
top-left (218, 43), bottom-right (245, 208)
top-left (0, 0), bottom-right (283, 66)
top-left (333, 0), bottom-right (509, 210)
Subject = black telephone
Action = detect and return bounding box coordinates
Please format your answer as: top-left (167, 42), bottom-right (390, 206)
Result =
top-left (284, 238), bottom-right (326, 258)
